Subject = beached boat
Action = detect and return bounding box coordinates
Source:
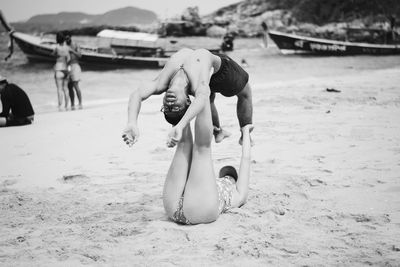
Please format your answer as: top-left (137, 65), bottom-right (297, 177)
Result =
top-left (12, 31), bottom-right (171, 68)
top-left (0, 11), bottom-right (169, 68)
top-left (266, 29), bottom-right (400, 55)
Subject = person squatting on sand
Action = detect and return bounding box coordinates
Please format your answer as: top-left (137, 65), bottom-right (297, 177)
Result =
top-left (122, 48), bottom-right (253, 145)
top-left (52, 32), bottom-right (70, 111)
top-left (64, 31), bottom-right (83, 110)
top-left (0, 75), bottom-right (35, 127)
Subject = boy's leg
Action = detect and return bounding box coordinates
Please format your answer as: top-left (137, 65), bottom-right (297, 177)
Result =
top-left (183, 102), bottom-right (219, 224)
top-left (210, 92), bottom-right (231, 143)
top-left (210, 92), bottom-right (220, 129)
top-left (237, 83), bottom-right (254, 145)
top-left (163, 125), bottom-right (193, 219)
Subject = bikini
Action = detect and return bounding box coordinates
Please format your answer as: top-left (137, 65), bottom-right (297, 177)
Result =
top-left (171, 176), bottom-right (236, 225)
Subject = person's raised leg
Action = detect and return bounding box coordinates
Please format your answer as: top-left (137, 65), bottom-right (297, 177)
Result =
top-left (210, 92), bottom-right (231, 143)
top-left (236, 83), bottom-right (254, 145)
top-left (183, 102), bottom-right (219, 224)
top-left (163, 124), bottom-right (193, 219)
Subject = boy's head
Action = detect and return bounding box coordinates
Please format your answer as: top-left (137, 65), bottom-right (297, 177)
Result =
top-left (162, 69), bottom-right (191, 125)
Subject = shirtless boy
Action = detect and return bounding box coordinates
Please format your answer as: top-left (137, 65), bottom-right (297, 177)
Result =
top-left (122, 48), bottom-right (253, 147)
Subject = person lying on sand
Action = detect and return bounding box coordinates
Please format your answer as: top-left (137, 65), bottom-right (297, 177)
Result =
top-left (122, 48), bottom-right (253, 145)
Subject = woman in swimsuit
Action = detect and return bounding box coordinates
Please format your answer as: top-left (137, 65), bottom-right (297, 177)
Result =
top-left (163, 102), bottom-right (253, 224)
top-left (65, 33), bottom-right (83, 109)
top-left (53, 32), bottom-right (70, 110)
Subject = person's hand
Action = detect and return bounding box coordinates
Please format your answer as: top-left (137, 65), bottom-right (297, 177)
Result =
top-left (166, 124), bottom-right (183, 148)
top-left (241, 124), bottom-right (254, 135)
top-left (122, 123), bottom-right (139, 147)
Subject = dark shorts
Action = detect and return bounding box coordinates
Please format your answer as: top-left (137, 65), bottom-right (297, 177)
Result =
top-left (5, 116), bottom-right (34, 127)
top-left (209, 54), bottom-right (249, 97)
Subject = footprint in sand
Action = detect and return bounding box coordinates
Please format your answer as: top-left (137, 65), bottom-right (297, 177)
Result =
top-left (270, 206), bottom-right (285, 215)
top-left (61, 174), bottom-right (90, 184)
top-left (2, 179), bottom-right (18, 187)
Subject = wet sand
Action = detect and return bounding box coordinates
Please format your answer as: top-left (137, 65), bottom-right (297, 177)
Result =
top-left (1, 53), bottom-right (400, 265)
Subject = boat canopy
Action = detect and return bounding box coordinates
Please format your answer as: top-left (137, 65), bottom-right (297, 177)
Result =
top-left (97, 29), bottom-right (160, 48)
top-left (97, 30), bottom-right (159, 42)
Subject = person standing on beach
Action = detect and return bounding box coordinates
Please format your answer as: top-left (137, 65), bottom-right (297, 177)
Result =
top-left (122, 48), bottom-right (253, 146)
top-left (0, 75), bottom-right (34, 127)
top-left (52, 32), bottom-right (70, 111)
top-left (65, 32), bottom-right (83, 110)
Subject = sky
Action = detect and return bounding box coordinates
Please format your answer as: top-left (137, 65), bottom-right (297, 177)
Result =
top-left (1, 0), bottom-right (241, 22)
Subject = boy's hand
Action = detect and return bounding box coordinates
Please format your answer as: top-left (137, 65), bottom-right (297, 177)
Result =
top-left (166, 125), bottom-right (183, 148)
top-left (122, 123), bottom-right (140, 147)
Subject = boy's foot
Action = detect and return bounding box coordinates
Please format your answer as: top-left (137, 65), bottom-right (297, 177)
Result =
top-left (78, 104), bottom-right (83, 109)
top-left (214, 127), bottom-right (231, 143)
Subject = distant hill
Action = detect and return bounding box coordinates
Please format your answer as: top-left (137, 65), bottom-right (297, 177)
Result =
top-left (7, 6), bottom-right (158, 33)
top-left (205, 0), bottom-right (400, 37)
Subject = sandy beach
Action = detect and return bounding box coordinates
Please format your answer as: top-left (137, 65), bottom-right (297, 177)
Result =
top-left (1, 48), bottom-right (400, 265)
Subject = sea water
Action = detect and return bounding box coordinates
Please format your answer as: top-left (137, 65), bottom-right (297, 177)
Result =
top-left (1, 33), bottom-right (400, 114)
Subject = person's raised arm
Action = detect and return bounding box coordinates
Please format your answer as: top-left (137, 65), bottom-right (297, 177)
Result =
top-left (236, 124), bottom-right (253, 206)
top-left (122, 79), bottom-right (167, 147)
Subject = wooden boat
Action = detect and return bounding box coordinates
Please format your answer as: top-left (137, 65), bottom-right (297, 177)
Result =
top-left (0, 10), bottom-right (169, 68)
top-left (11, 31), bottom-right (170, 68)
top-left (266, 29), bottom-right (400, 55)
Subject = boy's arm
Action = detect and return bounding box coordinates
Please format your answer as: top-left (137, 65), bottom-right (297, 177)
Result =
top-left (126, 80), bottom-right (166, 125)
top-left (123, 80), bottom-right (167, 146)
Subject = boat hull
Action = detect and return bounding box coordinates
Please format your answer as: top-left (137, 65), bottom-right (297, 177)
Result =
top-left (268, 30), bottom-right (400, 55)
top-left (12, 32), bottom-right (167, 68)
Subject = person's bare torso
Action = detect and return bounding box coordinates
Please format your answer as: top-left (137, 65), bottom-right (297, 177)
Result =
top-left (157, 48), bottom-right (222, 95)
